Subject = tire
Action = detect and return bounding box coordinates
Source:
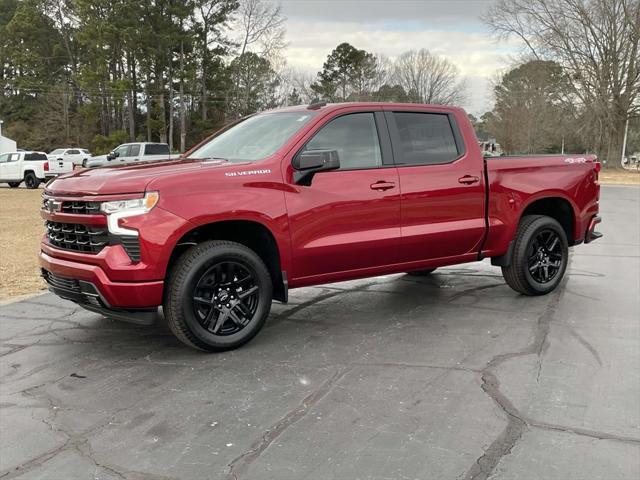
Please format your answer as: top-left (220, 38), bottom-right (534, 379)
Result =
top-left (501, 215), bottom-right (568, 296)
top-left (164, 240), bottom-right (273, 352)
top-left (82, 159), bottom-right (87, 168)
top-left (406, 268), bottom-right (437, 276)
top-left (8, 181), bottom-right (21, 188)
top-left (24, 172), bottom-right (40, 189)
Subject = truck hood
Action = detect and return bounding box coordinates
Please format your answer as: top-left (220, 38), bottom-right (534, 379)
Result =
top-left (47, 158), bottom-right (232, 196)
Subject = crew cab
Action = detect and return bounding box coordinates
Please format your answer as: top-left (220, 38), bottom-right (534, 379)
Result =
top-left (39, 103), bottom-right (602, 351)
top-left (48, 148), bottom-right (92, 167)
top-left (1, 151), bottom-right (73, 188)
top-left (86, 142), bottom-right (170, 168)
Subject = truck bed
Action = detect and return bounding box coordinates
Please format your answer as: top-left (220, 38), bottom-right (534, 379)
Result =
top-left (482, 154), bottom-right (600, 257)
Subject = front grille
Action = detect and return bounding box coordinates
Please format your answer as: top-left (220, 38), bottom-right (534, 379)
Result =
top-left (61, 201), bottom-right (101, 215)
top-left (46, 221), bottom-right (108, 254)
top-left (42, 270), bottom-right (81, 293)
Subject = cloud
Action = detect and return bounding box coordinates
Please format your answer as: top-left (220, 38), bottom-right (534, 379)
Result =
top-left (281, 17), bottom-right (519, 114)
top-left (280, 0), bottom-right (496, 25)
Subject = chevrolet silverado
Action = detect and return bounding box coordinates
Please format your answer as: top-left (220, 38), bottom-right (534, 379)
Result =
top-left (39, 102), bottom-right (602, 351)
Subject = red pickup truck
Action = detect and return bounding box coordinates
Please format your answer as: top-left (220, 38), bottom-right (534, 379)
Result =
top-left (40, 102), bottom-right (602, 351)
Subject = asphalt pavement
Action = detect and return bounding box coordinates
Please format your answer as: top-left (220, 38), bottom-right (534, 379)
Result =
top-left (1, 185), bottom-right (639, 480)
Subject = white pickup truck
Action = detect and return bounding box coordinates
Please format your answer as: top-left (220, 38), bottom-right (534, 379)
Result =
top-left (0, 151), bottom-right (73, 189)
top-left (86, 142), bottom-right (171, 168)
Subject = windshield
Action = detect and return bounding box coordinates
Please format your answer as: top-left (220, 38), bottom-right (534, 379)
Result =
top-left (190, 112), bottom-right (316, 162)
top-left (50, 149), bottom-right (64, 154)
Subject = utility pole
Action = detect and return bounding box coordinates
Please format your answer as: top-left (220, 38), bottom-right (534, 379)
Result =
top-left (621, 117), bottom-right (629, 167)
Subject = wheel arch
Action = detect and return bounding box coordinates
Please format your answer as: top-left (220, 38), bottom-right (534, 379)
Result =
top-left (167, 219), bottom-right (287, 302)
top-left (520, 195), bottom-right (577, 245)
top-left (491, 194), bottom-right (577, 267)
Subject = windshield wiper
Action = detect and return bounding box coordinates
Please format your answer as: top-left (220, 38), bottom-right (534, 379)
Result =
top-left (199, 157), bottom-right (230, 162)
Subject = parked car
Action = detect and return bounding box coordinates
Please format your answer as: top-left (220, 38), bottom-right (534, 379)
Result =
top-left (86, 143), bottom-right (171, 168)
top-left (1, 151), bottom-right (73, 188)
top-left (40, 102), bottom-right (602, 351)
top-left (48, 148), bottom-right (92, 167)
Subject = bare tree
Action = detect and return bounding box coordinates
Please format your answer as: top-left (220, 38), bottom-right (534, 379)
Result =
top-left (235, 0), bottom-right (286, 59)
top-left (484, 0), bottom-right (640, 165)
top-left (393, 49), bottom-right (467, 105)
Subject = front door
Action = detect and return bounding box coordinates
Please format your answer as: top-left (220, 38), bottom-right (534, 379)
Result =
top-left (384, 108), bottom-right (486, 263)
top-left (285, 110), bottom-right (401, 281)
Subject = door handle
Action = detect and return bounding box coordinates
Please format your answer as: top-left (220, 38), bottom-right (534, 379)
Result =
top-left (458, 175), bottom-right (480, 185)
top-left (370, 181), bottom-right (396, 191)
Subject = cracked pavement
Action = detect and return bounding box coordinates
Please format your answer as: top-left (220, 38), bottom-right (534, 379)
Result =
top-left (1, 185), bottom-right (639, 480)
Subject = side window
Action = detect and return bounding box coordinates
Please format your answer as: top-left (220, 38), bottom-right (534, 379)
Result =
top-left (67, 149), bottom-right (79, 155)
top-left (303, 113), bottom-right (382, 170)
top-left (8, 153), bottom-right (20, 162)
top-left (393, 112), bottom-right (460, 165)
top-left (114, 145), bottom-right (129, 157)
top-left (128, 144), bottom-right (140, 156)
top-left (0, 154), bottom-right (8, 163)
top-left (144, 144), bottom-right (170, 155)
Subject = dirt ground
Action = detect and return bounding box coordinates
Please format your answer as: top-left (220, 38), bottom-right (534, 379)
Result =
top-left (600, 168), bottom-right (640, 185)
top-left (0, 187), bottom-right (47, 301)
top-left (0, 168), bottom-right (638, 301)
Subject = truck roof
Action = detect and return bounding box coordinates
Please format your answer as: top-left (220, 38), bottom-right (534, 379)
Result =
top-left (266, 102), bottom-right (467, 115)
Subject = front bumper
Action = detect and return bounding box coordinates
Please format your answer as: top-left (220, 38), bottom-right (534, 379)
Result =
top-left (41, 268), bottom-right (159, 325)
top-left (40, 251), bottom-right (164, 308)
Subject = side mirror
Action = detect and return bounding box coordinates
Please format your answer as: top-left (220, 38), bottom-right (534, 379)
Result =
top-left (106, 151), bottom-right (115, 160)
top-left (293, 149), bottom-right (340, 186)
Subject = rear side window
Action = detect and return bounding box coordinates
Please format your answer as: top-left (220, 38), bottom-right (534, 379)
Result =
top-left (24, 153), bottom-right (48, 161)
top-left (303, 113), bottom-right (382, 170)
top-left (144, 144), bottom-right (169, 156)
top-left (392, 112), bottom-right (459, 165)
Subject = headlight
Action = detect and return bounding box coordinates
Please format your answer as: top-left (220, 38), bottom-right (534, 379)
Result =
top-left (101, 191), bottom-right (159, 214)
top-left (101, 191), bottom-right (159, 236)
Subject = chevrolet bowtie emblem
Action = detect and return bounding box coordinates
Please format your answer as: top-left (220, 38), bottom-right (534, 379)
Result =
top-left (46, 199), bottom-right (62, 213)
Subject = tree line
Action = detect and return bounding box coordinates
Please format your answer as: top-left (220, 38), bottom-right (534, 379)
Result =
top-left (1, 0), bottom-right (638, 164)
top-left (0, 0), bottom-right (465, 155)
top-left (483, 0), bottom-right (640, 164)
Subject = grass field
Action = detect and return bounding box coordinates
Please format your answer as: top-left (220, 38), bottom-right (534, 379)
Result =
top-left (0, 168), bottom-right (638, 302)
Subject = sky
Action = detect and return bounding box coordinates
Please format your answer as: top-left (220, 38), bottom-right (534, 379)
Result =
top-left (277, 0), bottom-right (521, 115)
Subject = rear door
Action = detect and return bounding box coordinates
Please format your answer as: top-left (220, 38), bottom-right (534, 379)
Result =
top-left (284, 108), bottom-right (401, 281)
top-left (126, 144), bottom-right (141, 163)
top-left (384, 107), bottom-right (486, 263)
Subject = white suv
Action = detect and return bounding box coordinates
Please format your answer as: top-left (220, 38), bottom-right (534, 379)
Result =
top-left (48, 148), bottom-right (92, 167)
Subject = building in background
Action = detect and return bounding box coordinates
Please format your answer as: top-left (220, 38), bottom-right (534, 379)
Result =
top-left (0, 120), bottom-right (18, 153)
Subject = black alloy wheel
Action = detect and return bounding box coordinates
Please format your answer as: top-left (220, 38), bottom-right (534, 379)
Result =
top-left (502, 215), bottom-right (569, 295)
top-left (24, 172), bottom-right (39, 189)
top-left (526, 229), bottom-right (563, 284)
top-left (192, 261), bottom-right (260, 336)
top-left (164, 240), bottom-right (273, 351)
